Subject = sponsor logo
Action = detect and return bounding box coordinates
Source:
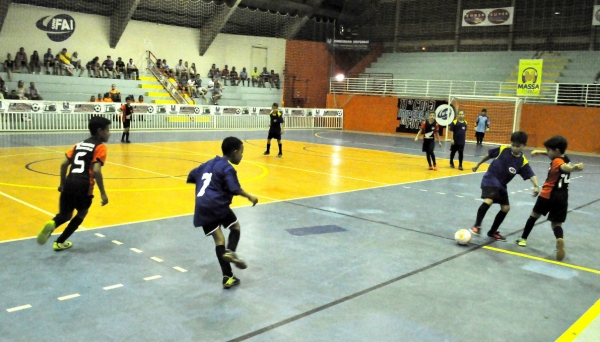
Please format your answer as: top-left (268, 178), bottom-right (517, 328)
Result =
top-left (74, 104), bottom-right (96, 113)
top-left (488, 8), bottom-right (510, 24)
top-left (509, 167), bottom-right (517, 174)
top-left (178, 106), bottom-right (197, 114)
top-left (464, 10), bottom-right (486, 25)
top-left (221, 107), bottom-right (239, 115)
top-left (62, 102), bottom-right (70, 110)
top-left (518, 67), bottom-right (540, 91)
top-left (169, 105), bottom-right (178, 114)
top-left (156, 105), bottom-right (167, 114)
top-left (36, 14), bottom-right (76, 42)
top-left (8, 102), bottom-right (33, 112)
top-left (94, 104), bottom-right (102, 112)
top-left (434, 104), bottom-right (455, 126)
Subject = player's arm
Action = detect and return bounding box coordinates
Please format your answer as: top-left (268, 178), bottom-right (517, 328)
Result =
top-left (531, 149), bottom-right (547, 156)
top-left (560, 163), bottom-right (584, 172)
top-left (58, 157), bottom-right (70, 192)
top-left (414, 128), bottom-right (422, 141)
top-left (448, 125), bottom-right (455, 145)
top-left (233, 189), bottom-right (258, 206)
top-left (93, 162), bottom-right (109, 206)
top-left (529, 176), bottom-right (540, 196)
top-left (280, 114), bottom-right (285, 134)
top-left (436, 125), bottom-right (442, 146)
top-left (472, 155), bottom-right (491, 172)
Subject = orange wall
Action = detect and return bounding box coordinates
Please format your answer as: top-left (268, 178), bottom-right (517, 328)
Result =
top-left (327, 94), bottom-right (600, 154)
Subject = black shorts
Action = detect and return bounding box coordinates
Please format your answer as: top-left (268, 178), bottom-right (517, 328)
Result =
top-left (450, 144), bottom-right (465, 153)
top-left (123, 119), bottom-right (131, 128)
top-left (533, 193), bottom-right (568, 223)
top-left (202, 209), bottom-right (238, 236)
top-left (422, 139), bottom-right (435, 153)
top-left (60, 181), bottom-right (93, 214)
top-left (481, 186), bottom-right (510, 205)
top-left (268, 131), bottom-right (282, 140)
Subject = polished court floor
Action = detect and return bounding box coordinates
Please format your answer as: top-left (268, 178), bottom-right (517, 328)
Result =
top-left (0, 129), bottom-right (599, 341)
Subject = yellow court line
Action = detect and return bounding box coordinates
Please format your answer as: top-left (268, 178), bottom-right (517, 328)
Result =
top-left (483, 246), bottom-right (600, 275)
top-left (556, 299), bottom-right (600, 342)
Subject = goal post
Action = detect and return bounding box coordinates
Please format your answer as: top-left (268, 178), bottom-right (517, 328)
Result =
top-left (447, 95), bottom-right (523, 146)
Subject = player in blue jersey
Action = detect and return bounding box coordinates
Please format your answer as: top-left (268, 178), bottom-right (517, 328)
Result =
top-left (187, 137), bottom-right (258, 289)
top-left (474, 109), bottom-right (490, 145)
top-left (448, 110), bottom-right (467, 170)
top-left (469, 131), bottom-right (540, 241)
top-left (263, 103), bottom-right (285, 157)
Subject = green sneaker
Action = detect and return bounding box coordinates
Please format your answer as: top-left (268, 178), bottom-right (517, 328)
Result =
top-left (37, 220), bottom-right (56, 245)
top-left (515, 238), bottom-right (527, 247)
top-left (53, 241), bottom-right (73, 251)
top-left (222, 275), bottom-right (240, 289)
top-left (223, 250), bottom-right (247, 269)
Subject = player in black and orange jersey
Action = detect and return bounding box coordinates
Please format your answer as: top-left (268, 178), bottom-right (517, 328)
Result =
top-left (414, 112), bottom-right (442, 170)
top-left (37, 117), bottom-right (111, 251)
top-left (263, 103), bottom-right (285, 157)
top-left (515, 136), bottom-right (584, 260)
top-left (121, 96), bottom-right (134, 143)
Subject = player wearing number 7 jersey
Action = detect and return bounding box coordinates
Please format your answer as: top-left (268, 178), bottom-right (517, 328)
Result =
top-left (187, 137), bottom-right (258, 289)
top-left (37, 116), bottom-right (111, 251)
top-left (515, 136), bottom-right (584, 261)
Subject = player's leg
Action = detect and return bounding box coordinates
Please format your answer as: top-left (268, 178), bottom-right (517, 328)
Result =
top-left (449, 145), bottom-right (456, 168)
top-left (53, 192), bottom-right (92, 251)
top-left (264, 136), bottom-right (272, 155)
top-left (517, 196), bottom-right (548, 246)
top-left (552, 222), bottom-right (565, 261)
top-left (471, 187), bottom-right (497, 236)
top-left (37, 191), bottom-right (75, 245)
top-left (457, 145), bottom-right (464, 170)
top-left (487, 201), bottom-right (510, 241)
top-left (430, 143), bottom-right (437, 170)
top-left (276, 137), bottom-right (282, 157)
top-left (548, 197), bottom-right (567, 260)
top-left (222, 217), bottom-right (247, 269)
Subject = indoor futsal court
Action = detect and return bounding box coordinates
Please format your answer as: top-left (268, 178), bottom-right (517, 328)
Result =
top-left (1, 129), bottom-right (599, 341)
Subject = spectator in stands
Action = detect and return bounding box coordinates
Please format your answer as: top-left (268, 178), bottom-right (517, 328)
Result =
top-left (136, 95), bottom-right (145, 121)
top-left (240, 67), bottom-right (248, 86)
top-left (230, 66), bottom-right (239, 86)
top-left (29, 50), bottom-right (41, 74)
top-left (212, 78), bottom-right (223, 105)
top-left (207, 63), bottom-right (216, 78)
top-left (109, 84), bottom-right (121, 102)
top-left (251, 67), bottom-right (260, 87)
top-left (26, 82), bottom-right (43, 100)
top-left (71, 52), bottom-right (84, 77)
top-left (102, 56), bottom-right (116, 78)
top-left (115, 57), bottom-right (126, 79)
top-left (259, 67), bottom-right (270, 88)
top-left (58, 48), bottom-right (74, 76)
top-left (270, 70), bottom-right (280, 89)
top-left (7, 90), bottom-right (19, 99)
top-left (221, 65), bottom-right (230, 86)
top-left (15, 80), bottom-right (27, 100)
top-left (4, 53), bottom-right (14, 81)
top-left (89, 95), bottom-right (96, 102)
top-left (176, 59), bottom-right (188, 79)
top-left (14, 47), bottom-right (29, 74)
top-left (162, 59), bottom-right (173, 77)
top-left (155, 58), bottom-right (163, 70)
top-left (96, 93), bottom-right (103, 102)
top-left (594, 71), bottom-right (600, 84)
top-left (187, 75), bottom-right (198, 97)
top-left (103, 92), bottom-right (113, 102)
top-left (190, 63), bottom-right (198, 79)
top-left (214, 68), bottom-right (221, 81)
top-left (127, 58), bottom-right (138, 80)
top-left (53, 54), bottom-right (62, 75)
top-left (86, 57), bottom-right (100, 77)
top-left (43, 48), bottom-right (54, 75)
top-left (0, 76), bottom-right (7, 98)
top-left (137, 95), bottom-right (144, 103)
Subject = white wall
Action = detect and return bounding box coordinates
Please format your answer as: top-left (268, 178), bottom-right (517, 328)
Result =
top-left (0, 4), bottom-right (286, 76)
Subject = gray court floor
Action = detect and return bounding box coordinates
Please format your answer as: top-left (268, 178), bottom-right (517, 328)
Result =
top-left (1, 129), bottom-right (599, 342)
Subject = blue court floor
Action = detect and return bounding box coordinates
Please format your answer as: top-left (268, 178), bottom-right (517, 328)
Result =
top-left (0, 129), bottom-right (599, 342)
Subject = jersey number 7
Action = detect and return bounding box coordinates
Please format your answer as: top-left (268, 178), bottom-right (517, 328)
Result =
top-left (197, 173), bottom-right (213, 197)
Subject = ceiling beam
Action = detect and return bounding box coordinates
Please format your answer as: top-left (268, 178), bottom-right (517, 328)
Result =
top-left (0, 0), bottom-right (12, 35)
top-left (109, 0), bottom-right (140, 48)
top-left (240, 0), bottom-right (355, 22)
top-left (199, 0), bottom-right (242, 56)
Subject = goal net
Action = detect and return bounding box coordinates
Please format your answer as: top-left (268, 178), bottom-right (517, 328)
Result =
top-left (448, 95), bottom-right (523, 146)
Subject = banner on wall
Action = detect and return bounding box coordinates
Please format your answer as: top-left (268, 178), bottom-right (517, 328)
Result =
top-left (36, 14), bottom-right (76, 42)
top-left (593, 5), bottom-right (600, 26)
top-left (396, 99), bottom-right (453, 134)
top-left (326, 39), bottom-right (370, 51)
top-left (517, 59), bottom-right (543, 96)
top-left (462, 7), bottom-right (514, 26)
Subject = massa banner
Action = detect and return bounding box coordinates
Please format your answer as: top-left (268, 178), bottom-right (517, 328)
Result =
top-left (462, 7), bottom-right (514, 26)
top-left (517, 59), bottom-right (543, 96)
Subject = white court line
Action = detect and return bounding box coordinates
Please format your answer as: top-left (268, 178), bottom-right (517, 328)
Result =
top-left (130, 248), bottom-right (143, 253)
top-left (95, 233), bottom-right (105, 238)
top-left (173, 267), bottom-right (187, 272)
top-left (455, 195), bottom-right (464, 198)
top-left (419, 189), bottom-right (428, 192)
top-left (112, 240), bottom-right (123, 245)
top-left (151, 257), bottom-right (163, 262)
top-left (437, 192), bottom-right (446, 195)
top-left (144, 275), bottom-right (162, 281)
top-left (103, 284), bottom-right (123, 290)
top-left (58, 293), bottom-right (80, 301)
top-left (6, 304), bottom-right (32, 312)
top-left (402, 186), bottom-right (411, 188)
top-left (0, 190), bottom-right (55, 217)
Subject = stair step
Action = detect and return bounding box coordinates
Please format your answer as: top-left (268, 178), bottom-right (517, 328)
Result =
top-left (542, 58), bottom-right (570, 63)
top-left (139, 76), bottom-right (158, 81)
top-left (140, 84), bottom-right (164, 89)
top-left (146, 92), bottom-right (172, 98)
top-left (153, 99), bottom-right (178, 104)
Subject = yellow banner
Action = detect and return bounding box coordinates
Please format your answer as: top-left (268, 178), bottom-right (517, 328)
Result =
top-left (517, 59), bottom-right (543, 96)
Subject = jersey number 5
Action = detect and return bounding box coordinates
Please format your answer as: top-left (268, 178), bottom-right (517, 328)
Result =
top-left (71, 152), bottom-right (87, 174)
top-left (197, 173), bottom-right (213, 197)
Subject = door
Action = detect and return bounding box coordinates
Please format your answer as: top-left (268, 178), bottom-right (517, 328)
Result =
top-left (251, 46), bottom-right (268, 72)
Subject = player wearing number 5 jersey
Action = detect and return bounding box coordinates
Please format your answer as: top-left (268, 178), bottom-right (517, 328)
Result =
top-left (516, 136), bottom-right (584, 261)
top-left (37, 117), bottom-right (111, 251)
top-left (187, 137), bottom-right (258, 289)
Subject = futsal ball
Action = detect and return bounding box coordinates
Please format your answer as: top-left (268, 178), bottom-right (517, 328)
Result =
top-left (455, 229), bottom-right (471, 245)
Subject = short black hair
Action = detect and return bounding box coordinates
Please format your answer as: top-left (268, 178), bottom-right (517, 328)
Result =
top-left (482, 109), bottom-right (487, 112)
top-left (89, 116), bottom-right (111, 136)
top-left (510, 131), bottom-right (528, 145)
top-left (221, 137), bottom-right (243, 156)
top-left (272, 103), bottom-right (278, 108)
top-left (543, 135), bottom-right (568, 154)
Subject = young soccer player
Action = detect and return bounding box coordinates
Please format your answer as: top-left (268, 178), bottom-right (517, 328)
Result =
top-left (475, 109), bottom-right (490, 145)
top-left (263, 103), bottom-right (285, 158)
top-left (414, 112), bottom-right (442, 170)
top-left (187, 137), bottom-right (258, 289)
top-left (515, 136), bottom-right (583, 261)
top-left (37, 116), bottom-right (111, 251)
top-left (121, 96), bottom-right (134, 143)
top-left (470, 131), bottom-right (540, 241)
top-left (448, 110), bottom-right (467, 170)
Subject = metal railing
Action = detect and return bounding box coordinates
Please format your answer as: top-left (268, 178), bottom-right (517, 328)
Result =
top-left (330, 78), bottom-right (600, 107)
top-left (146, 51), bottom-right (195, 105)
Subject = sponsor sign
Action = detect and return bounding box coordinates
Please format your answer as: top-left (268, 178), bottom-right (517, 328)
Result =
top-left (593, 5), bottom-right (600, 26)
top-left (326, 39), bottom-right (370, 51)
top-left (251, 107), bottom-right (272, 115)
top-left (517, 59), bottom-right (543, 96)
top-left (462, 7), bottom-right (513, 26)
top-left (179, 105), bottom-right (199, 115)
top-left (132, 104), bottom-right (155, 114)
top-left (36, 14), bottom-right (76, 42)
top-left (396, 99), bottom-right (449, 133)
top-left (283, 108), bottom-right (306, 116)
